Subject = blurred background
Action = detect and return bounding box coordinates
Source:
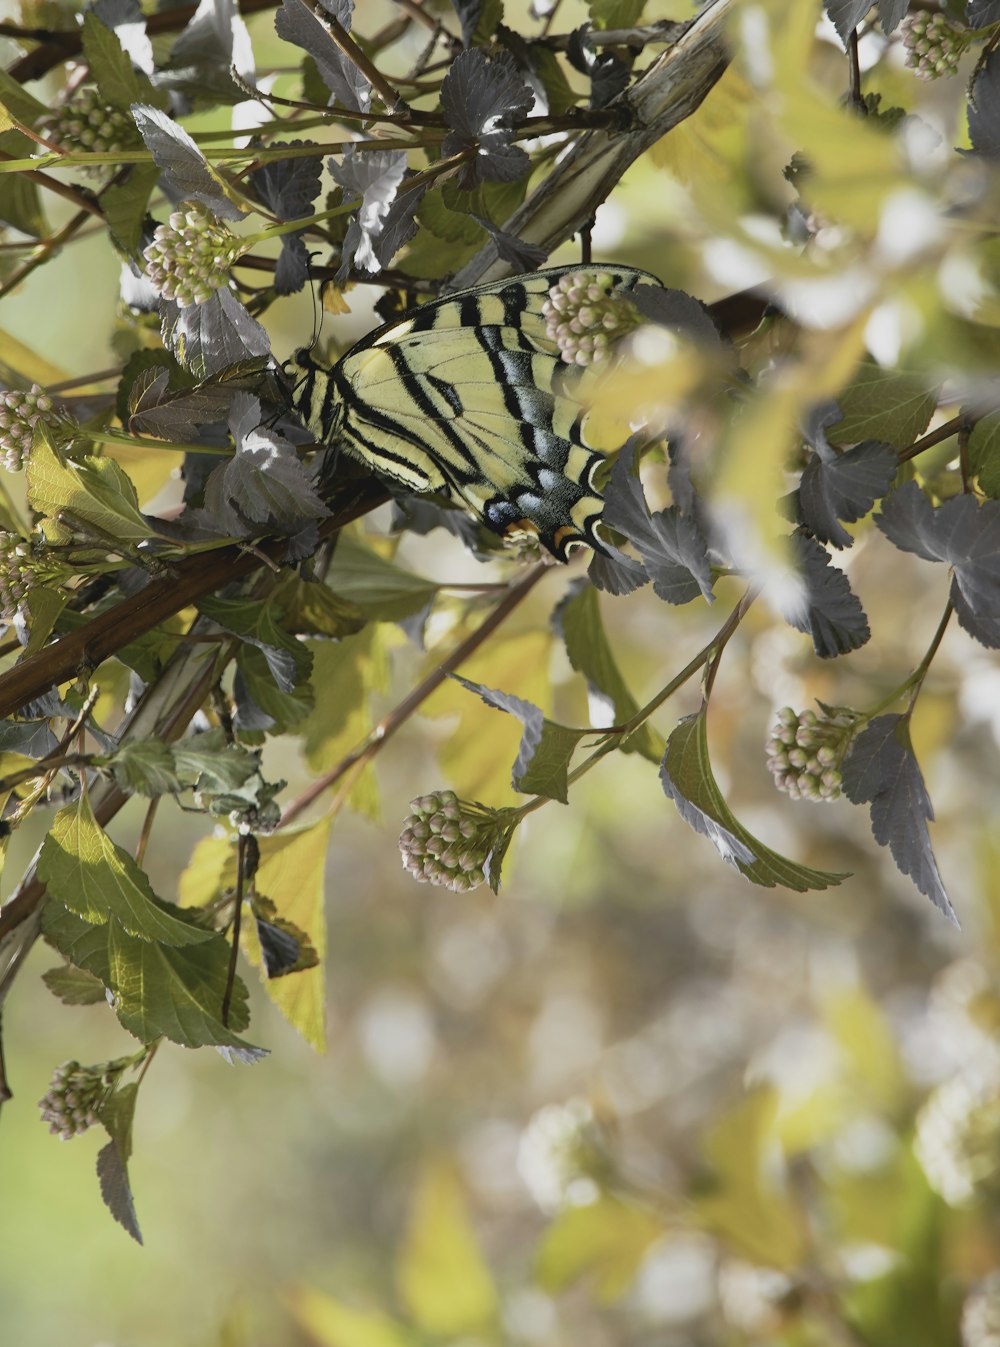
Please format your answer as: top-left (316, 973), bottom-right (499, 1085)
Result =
top-left (2, 2), bottom-right (1000, 1345)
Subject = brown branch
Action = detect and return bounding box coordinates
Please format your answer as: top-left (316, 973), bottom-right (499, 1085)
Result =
top-left (0, 475), bottom-right (389, 721)
top-left (7, 0), bottom-right (281, 84)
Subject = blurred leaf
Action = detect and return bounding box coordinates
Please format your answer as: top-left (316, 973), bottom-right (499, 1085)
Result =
top-left (324, 534), bottom-right (439, 620)
top-left (536, 1195), bottom-right (664, 1301)
top-left (828, 360), bottom-right (938, 449)
top-left (968, 410), bottom-right (1000, 498)
top-left (589, 0), bottom-right (645, 25)
top-left (273, 572), bottom-right (366, 639)
top-left (821, 984), bottom-right (905, 1111)
top-left (38, 793), bottom-right (215, 946)
top-left (876, 481), bottom-right (1000, 649)
top-left (661, 707), bottom-right (848, 891)
top-left (242, 821), bottom-right (331, 1052)
top-left (695, 1087), bottom-right (805, 1267)
top-left (288, 1287), bottom-right (414, 1347)
top-left (397, 1160), bottom-right (498, 1335)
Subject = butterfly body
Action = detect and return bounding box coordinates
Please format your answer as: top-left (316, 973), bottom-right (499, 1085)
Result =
top-left (292, 265), bottom-right (657, 559)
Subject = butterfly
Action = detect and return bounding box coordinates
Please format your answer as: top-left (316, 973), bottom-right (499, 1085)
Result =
top-left (289, 265), bottom-right (659, 560)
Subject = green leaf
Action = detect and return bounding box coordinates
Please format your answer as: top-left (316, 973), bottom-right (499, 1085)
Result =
top-left (235, 643), bottom-right (315, 735)
top-left (0, 69), bottom-right (48, 128)
top-left (104, 739), bottom-right (184, 796)
top-left (103, 164), bottom-right (160, 258)
top-left (102, 729), bottom-right (265, 802)
top-left (81, 12), bottom-right (151, 111)
top-left (199, 594), bottom-right (312, 690)
top-left (828, 359), bottom-right (937, 449)
top-left (555, 581), bottom-right (662, 763)
top-left (536, 1195), bottom-right (663, 1301)
top-left (27, 430), bottom-right (151, 545)
top-left (0, 136), bottom-right (45, 235)
top-left (38, 793), bottom-right (215, 946)
top-left (96, 1081), bottom-right (142, 1243)
top-left (968, 410), bottom-right (1000, 499)
top-left (660, 708), bottom-right (847, 892)
top-left (21, 586), bottom-right (68, 658)
top-left (41, 962), bottom-right (106, 1005)
top-left (324, 534), bottom-right (439, 621)
top-left (397, 1161), bottom-right (499, 1336)
top-left (41, 900), bottom-right (261, 1051)
top-left (289, 1287), bottom-right (415, 1347)
top-left (272, 571), bottom-right (367, 639)
top-left (588, 0), bottom-right (646, 27)
top-left (515, 720), bottom-right (584, 803)
top-left (694, 1087), bottom-right (805, 1267)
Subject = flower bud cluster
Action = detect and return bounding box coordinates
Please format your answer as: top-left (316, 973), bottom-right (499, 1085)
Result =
top-left (0, 384), bottom-right (60, 470)
top-left (44, 87), bottom-right (137, 157)
top-left (143, 200), bottom-right (241, 308)
top-left (901, 11), bottom-right (967, 80)
top-left (0, 532), bottom-right (43, 622)
top-left (542, 271), bottom-right (642, 366)
top-left (765, 705), bottom-right (859, 802)
top-left (38, 1059), bottom-right (121, 1139)
top-left (399, 790), bottom-right (499, 891)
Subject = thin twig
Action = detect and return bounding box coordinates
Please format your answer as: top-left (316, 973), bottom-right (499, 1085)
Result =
top-left (221, 833), bottom-right (247, 1027)
top-left (280, 562), bottom-right (550, 826)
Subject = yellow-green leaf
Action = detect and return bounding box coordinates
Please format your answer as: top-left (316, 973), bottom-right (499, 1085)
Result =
top-left (288, 1287), bottom-right (414, 1347)
top-left (396, 1160), bottom-right (499, 1336)
top-left (536, 1195), bottom-right (664, 1302)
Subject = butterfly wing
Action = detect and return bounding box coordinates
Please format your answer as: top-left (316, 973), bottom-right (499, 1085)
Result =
top-left (296, 266), bottom-right (655, 558)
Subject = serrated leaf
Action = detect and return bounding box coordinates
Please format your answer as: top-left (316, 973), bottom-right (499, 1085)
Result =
top-left (161, 289), bottom-right (271, 380)
top-left (81, 11), bottom-right (149, 112)
top-left (452, 675), bottom-right (587, 802)
top-left (276, 0), bottom-right (371, 112)
top-left (166, 0), bottom-right (256, 99)
top-left (96, 1080), bottom-right (142, 1242)
top-left (842, 714), bottom-right (958, 924)
top-left (97, 1138), bottom-right (143, 1244)
top-left (440, 48), bottom-right (532, 188)
top-left (600, 448), bottom-right (713, 604)
top-left (827, 360), bottom-right (937, 449)
top-left (104, 739), bottom-right (183, 795)
top-left (38, 793), bottom-right (215, 946)
top-left (107, 918), bottom-right (261, 1048)
top-left (797, 439), bottom-right (898, 547)
top-left (536, 1195), bottom-right (663, 1301)
top-left (397, 1161), bottom-right (498, 1335)
top-left (552, 580), bottom-right (661, 762)
top-left (199, 593), bottom-right (312, 690)
top-left (234, 644), bottom-right (315, 735)
top-left (823, 0), bottom-right (874, 44)
top-left (42, 963), bottom-right (107, 1005)
top-left (876, 482), bottom-right (1000, 648)
top-left (660, 708), bottom-right (847, 891)
top-left (331, 147), bottom-right (408, 277)
top-left (131, 103), bottom-right (244, 219)
top-left (248, 143), bottom-right (322, 294)
top-left (41, 898), bottom-right (260, 1049)
top-left (781, 533), bottom-right (870, 658)
top-left (26, 429), bottom-right (151, 545)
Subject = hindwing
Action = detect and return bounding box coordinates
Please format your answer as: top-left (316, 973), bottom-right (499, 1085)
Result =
top-left (295, 265), bottom-right (656, 558)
